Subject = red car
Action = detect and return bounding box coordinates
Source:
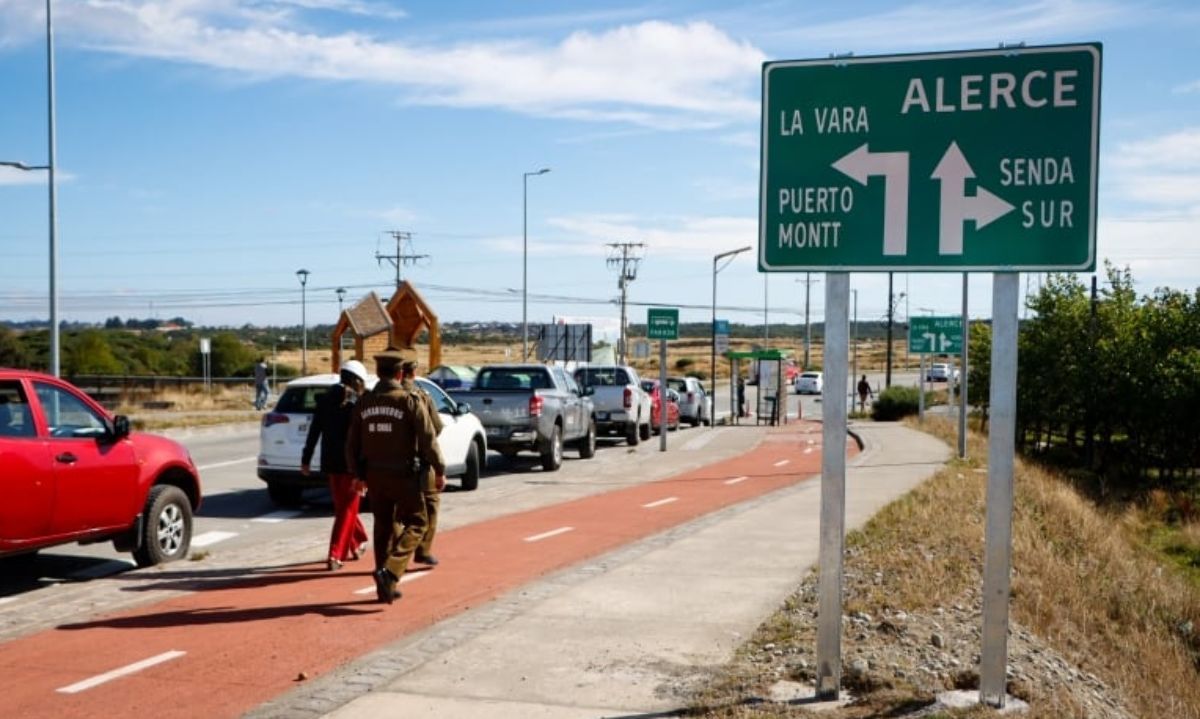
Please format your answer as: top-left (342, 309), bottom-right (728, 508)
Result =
top-left (0, 369), bottom-right (202, 566)
top-left (640, 380), bottom-right (680, 433)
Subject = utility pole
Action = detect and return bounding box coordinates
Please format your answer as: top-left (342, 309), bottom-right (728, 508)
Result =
top-left (885, 272), bottom-right (894, 388)
top-left (606, 242), bottom-right (645, 365)
top-left (375, 230), bottom-right (428, 287)
top-left (796, 274), bottom-right (820, 368)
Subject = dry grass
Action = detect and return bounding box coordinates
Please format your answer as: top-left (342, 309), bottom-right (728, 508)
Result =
top-left (690, 417), bottom-right (1200, 718)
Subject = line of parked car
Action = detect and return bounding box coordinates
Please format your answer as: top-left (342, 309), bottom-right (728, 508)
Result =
top-left (256, 363), bottom-right (712, 507)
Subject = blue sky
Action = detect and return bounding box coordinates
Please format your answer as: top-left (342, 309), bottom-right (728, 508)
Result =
top-left (1, 0), bottom-right (1198, 337)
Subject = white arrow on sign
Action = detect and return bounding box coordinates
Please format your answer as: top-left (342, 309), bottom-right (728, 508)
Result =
top-left (832, 144), bottom-right (910, 256)
top-left (932, 142), bottom-right (1015, 256)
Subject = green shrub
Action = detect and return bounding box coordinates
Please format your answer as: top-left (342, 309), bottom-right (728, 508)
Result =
top-left (871, 385), bottom-right (932, 421)
top-left (674, 357), bottom-right (695, 372)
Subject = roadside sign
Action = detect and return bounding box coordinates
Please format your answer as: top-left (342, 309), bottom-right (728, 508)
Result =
top-left (713, 319), bottom-right (730, 335)
top-left (199, 337), bottom-right (211, 355)
top-left (715, 335), bottom-right (730, 354)
top-left (760, 44), bottom-right (1101, 272)
top-left (647, 308), bottom-right (679, 340)
top-left (632, 340), bottom-right (651, 359)
top-left (909, 316), bottom-right (963, 354)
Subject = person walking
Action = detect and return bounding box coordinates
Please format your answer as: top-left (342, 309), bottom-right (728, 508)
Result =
top-left (301, 360), bottom-right (371, 570)
top-left (857, 374), bottom-right (874, 413)
top-left (346, 347), bottom-right (445, 605)
top-left (253, 357), bottom-right (270, 410)
top-left (398, 350), bottom-right (444, 568)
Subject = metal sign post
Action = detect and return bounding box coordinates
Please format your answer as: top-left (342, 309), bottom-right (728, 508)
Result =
top-left (647, 308), bottom-right (679, 452)
top-left (659, 340), bottom-right (668, 452)
top-left (980, 273), bottom-right (1020, 706)
top-left (816, 273), bottom-right (849, 699)
top-left (959, 273), bottom-right (970, 458)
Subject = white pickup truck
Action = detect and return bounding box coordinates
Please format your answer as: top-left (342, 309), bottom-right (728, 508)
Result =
top-left (572, 365), bottom-right (652, 446)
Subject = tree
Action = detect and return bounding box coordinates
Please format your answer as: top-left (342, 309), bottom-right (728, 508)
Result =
top-left (66, 330), bottom-right (123, 375)
top-left (0, 325), bottom-right (32, 368)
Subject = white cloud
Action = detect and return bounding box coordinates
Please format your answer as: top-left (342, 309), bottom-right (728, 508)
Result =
top-left (1107, 127), bottom-right (1200, 216)
top-left (375, 204), bottom-right (417, 225)
top-left (0, 166), bottom-right (75, 185)
top-left (547, 213), bottom-right (757, 258)
top-left (1110, 128), bottom-right (1200, 171)
top-left (1173, 79), bottom-right (1200, 94)
top-left (0, 3), bottom-right (763, 130)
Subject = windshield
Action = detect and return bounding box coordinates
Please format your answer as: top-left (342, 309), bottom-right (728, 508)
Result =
top-left (275, 385), bottom-right (329, 413)
top-left (574, 367), bottom-right (630, 386)
top-left (476, 368), bottom-right (550, 390)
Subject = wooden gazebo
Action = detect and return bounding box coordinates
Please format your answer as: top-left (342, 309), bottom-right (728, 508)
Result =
top-left (385, 281), bottom-right (441, 369)
top-left (331, 291), bottom-right (393, 372)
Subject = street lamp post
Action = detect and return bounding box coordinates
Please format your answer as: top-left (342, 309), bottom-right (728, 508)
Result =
top-left (336, 287), bottom-right (346, 313)
top-left (296, 269), bottom-right (310, 375)
top-left (0, 0), bottom-right (59, 376)
top-left (711, 246), bottom-right (751, 426)
top-left (522, 167), bottom-right (550, 361)
top-left (851, 288), bottom-right (858, 411)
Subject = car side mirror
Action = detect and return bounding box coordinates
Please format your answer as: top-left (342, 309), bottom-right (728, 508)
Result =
top-left (456, 401), bottom-right (472, 415)
top-left (110, 415), bottom-right (131, 440)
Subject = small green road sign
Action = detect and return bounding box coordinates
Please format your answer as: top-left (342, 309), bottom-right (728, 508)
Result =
top-left (909, 316), bottom-right (964, 354)
top-left (647, 308), bottom-right (679, 340)
top-left (760, 44), bottom-right (1101, 272)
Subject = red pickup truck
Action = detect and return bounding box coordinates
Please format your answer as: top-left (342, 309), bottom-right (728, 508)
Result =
top-left (0, 369), bottom-right (202, 566)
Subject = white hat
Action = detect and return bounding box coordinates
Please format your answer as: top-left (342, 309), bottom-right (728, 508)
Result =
top-left (340, 360), bottom-right (369, 384)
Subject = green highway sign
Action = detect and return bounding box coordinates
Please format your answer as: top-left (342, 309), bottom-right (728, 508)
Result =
top-left (760, 44), bottom-right (1101, 272)
top-left (909, 315), bottom-right (964, 354)
top-left (647, 308), bottom-right (679, 340)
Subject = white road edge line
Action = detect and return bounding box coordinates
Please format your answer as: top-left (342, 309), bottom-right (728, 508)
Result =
top-left (641, 497), bottom-right (678, 509)
top-left (723, 475), bottom-right (750, 485)
top-left (524, 526), bottom-right (574, 543)
top-left (353, 572), bottom-right (428, 595)
top-left (774, 459), bottom-right (791, 467)
top-left (252, 510), bottom-right (303, 523)
top-left (190, 531), bottom-right (239, 548)
top-left (196, 456), bottom-right (257, 471)
top-left (804, 447), bottom-right (814, 454)
top-left (57, 650), bottom-right (186, 694)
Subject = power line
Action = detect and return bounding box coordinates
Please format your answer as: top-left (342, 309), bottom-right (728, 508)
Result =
top-left (375, 231), bottom-right (428, 286)
top-left (605, 242), bottom-right (645, 364)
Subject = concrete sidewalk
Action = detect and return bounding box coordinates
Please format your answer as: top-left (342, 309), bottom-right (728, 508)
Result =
top-left (271, 422), bottom-right (949, 719)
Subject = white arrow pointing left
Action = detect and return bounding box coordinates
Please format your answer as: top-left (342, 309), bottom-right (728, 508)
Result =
top-left (832, 143), bottom-right (910, 256)
top-left (932, 142), bottom-right (1015, 255)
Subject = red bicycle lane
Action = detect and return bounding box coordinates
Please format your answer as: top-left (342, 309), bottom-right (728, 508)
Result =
top-left (0, 421), bottom-right (846, 719)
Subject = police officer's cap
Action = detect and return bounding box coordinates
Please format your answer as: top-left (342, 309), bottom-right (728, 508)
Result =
top-left (374, 346), bottom-right (415, 372)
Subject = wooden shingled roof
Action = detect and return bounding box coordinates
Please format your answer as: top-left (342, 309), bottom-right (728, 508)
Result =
top-left (343, 291), bottom-right (392, 337)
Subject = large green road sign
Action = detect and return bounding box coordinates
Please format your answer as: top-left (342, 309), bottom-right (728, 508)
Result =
top-left (760, 44), bottom-right (1101, 272)
top-left (647, 308), bottom-right (679, 340)
top-left (909, 315), bottom-right (963, 354)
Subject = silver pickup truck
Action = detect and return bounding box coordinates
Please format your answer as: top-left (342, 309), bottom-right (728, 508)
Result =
top-left (448, 364), bottom-right (595, 471)
top-left (572, 365), bottom-right (652, 446)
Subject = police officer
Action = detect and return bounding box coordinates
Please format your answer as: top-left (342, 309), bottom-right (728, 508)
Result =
top-left (397, 349), bottom-right (444, 567)
top-left (345, 347), bottom-right (445, 604)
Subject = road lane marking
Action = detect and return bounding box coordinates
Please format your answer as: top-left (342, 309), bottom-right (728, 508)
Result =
top-left (191, 531), bottom-right (238, 548)
top-left (773, 459), bottom-right (791, 467)
top-left (252, 510), bottom-right (303, 523)
top-left (523, 526), bottom-right (574, 543)
top-left (641, 497), bottom-right (678, 509)
top-left (723, 475), bottom-right (749, 485)
top-left (353, 571), bottom-right (428, 595)
top-left (197, 456), bottom-right (257, 471)
top-left (804, 447), bottom-right (814, 454)
top-left (57, 650), bottom-right (186, 694)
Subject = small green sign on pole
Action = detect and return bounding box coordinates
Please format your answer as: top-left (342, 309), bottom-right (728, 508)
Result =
top-left (647, 308), bottom-right (679, 341)
top-left (909, 316), bottom-right (964, 354)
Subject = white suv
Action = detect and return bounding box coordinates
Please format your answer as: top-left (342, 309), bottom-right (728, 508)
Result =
top-left (257, 374), bottom-right (488, 506)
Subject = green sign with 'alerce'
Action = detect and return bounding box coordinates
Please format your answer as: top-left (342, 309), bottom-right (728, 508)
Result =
top-left (760, 44), bottom-right (1101, 272)
top-left (909, 315), bottom-right (964, 354)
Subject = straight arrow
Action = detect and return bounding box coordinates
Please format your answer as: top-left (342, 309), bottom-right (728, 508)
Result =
top-left (932, 142), bottom-right (1015, 255)
top-left (832, 143), bottom-right (910, 256)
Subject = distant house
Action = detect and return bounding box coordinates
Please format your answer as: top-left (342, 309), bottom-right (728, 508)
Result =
top-left (427, 365), bottom-right (478, 390)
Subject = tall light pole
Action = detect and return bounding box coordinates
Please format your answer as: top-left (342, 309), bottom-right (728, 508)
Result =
top-left (296, 269), bottom-right (310, 375)
top-left (711, 246), bottom-right (751, 424)
top-left (0, 0), bottom-right (58, 376)
top-left (850, 288), bottom-right (858, 411)
top-left (522, 167), bottom-right (550, 361)
top-left (336, 287), bottom-right (346, 313)
top-left (796, 274), bottom-right (820, 368)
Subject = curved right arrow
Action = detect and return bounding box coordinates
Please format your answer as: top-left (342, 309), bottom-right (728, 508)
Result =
top-left (932, 142), bottom-right (1015, 255)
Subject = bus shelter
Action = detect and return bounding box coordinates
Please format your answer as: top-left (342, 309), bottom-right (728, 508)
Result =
top-left (724, 349), bottom-right (791, 426)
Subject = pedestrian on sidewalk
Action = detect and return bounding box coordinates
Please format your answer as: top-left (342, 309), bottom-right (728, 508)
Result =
top-left (253, 357), bottom-right (270, 410)
top-left (346, 347), bottom-right (445, 605)
top-left (737, 375), bottom-right (747, 418)
top-left (301, 360), bottom-right (371, 571)
top-left (857, 374), bottom-right (874, 413)
top-left (399, 349), bottom-right (444, 568)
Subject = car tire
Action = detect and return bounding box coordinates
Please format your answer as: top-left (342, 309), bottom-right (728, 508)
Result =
top-left (267, 482), bottom-right (303, 508)
top-left (639, 420), bottom-right (652, 441)
top-left (541, 425), bottom-right (563, 471)
top-left (132, 485), bottom-right (193, 567)
top-left (626, 421), bottom-right (640, 446)
top-left (577, 419), bottom-right (596, 459)
top-left (460, 441), bottom-right (481, 491)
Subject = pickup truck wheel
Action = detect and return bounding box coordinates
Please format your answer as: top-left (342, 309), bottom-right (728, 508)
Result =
top-left (625, 421), bottom-right (639, 446)
top-left (267, 482), bottom-right (303, 508)
top-left (577, 419), bottom-right (596, 459)
top-left (132, 485), bottom-right (193, 567)
top-left (639, 420), bottom-right (652, 442)
top-left (541, 425), bottom-right (563, 471)
top-left (460, 442), bottom-right (481, 491)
